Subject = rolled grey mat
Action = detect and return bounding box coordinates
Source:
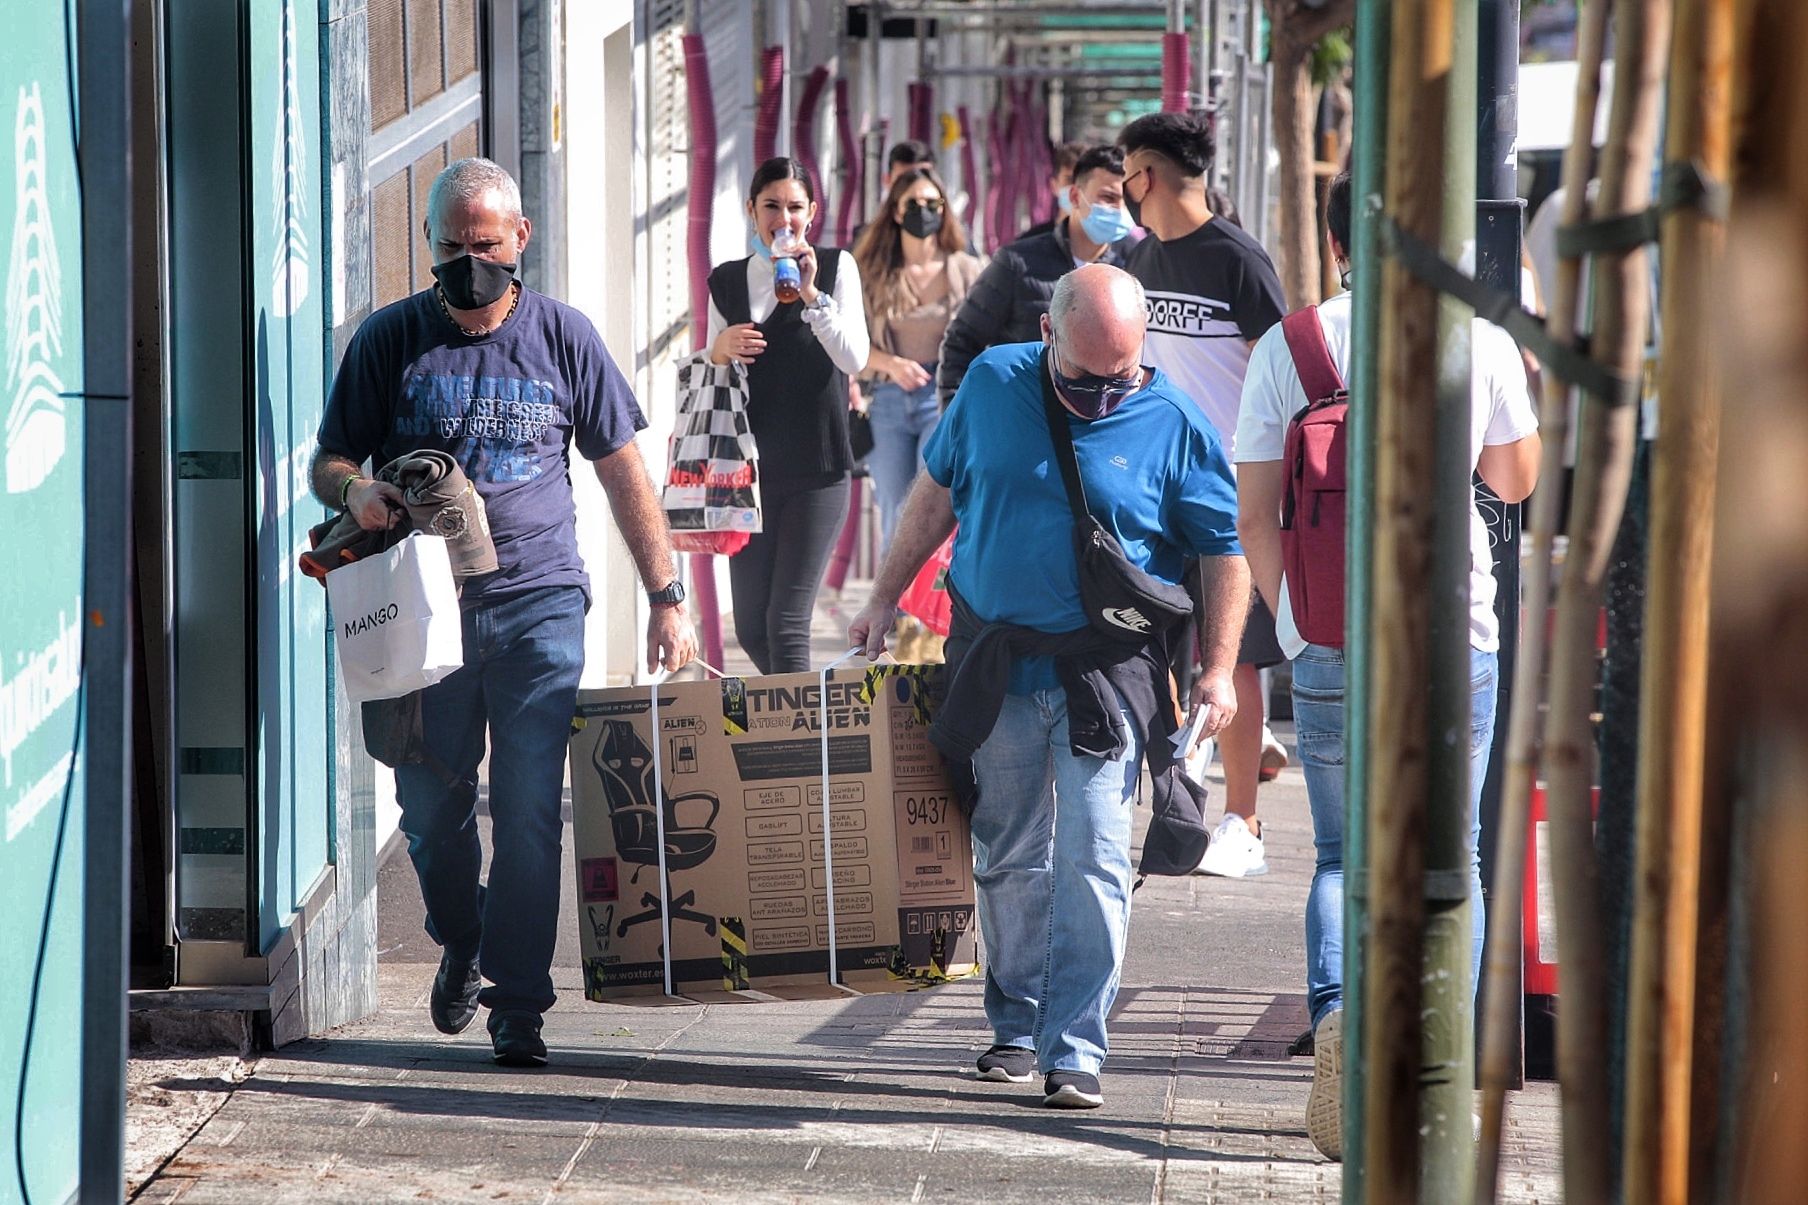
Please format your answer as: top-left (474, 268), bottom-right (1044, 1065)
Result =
top-left (386, 449), bottom-right (498, 578)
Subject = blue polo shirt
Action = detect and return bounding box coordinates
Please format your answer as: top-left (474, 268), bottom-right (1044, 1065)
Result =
top-left (923, 341), bottom-right (1242, 694)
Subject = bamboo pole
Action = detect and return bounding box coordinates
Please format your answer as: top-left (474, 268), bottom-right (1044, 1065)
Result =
top-left (1364, 1), bottom-right (1453, 1196)
top-left (1708, 4), bottom-right (1808, 1189)
top-left (1472, 3), bottom-right (1611, 1200)
top-left (1618, 1), bottom-right (1734, 1200)
top-left (1540, 0), bottom-right (1671, 1200)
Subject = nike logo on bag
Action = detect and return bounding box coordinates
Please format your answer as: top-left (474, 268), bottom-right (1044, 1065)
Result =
top-left (1103, 607), bottom-right (1152, 632)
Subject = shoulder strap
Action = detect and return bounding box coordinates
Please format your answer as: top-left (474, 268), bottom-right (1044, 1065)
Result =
top-left (708, 259), bottom-right (753, 327)
top-left (815, 246), bottom-right (840, 295)
top-left (1279, 307), bottom-right (1346, 405)
top-left (1036, 349), bottom-right (1093, 529)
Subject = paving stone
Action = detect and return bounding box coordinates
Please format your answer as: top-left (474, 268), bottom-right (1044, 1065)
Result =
top-left (131, 595), bottom-right (1568, 1202)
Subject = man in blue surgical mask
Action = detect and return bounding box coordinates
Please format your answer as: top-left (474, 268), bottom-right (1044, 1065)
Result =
top-left (1018, 141), bottom-right (1087, 242)
top-left (939, 145), bottom-right (1138, 406)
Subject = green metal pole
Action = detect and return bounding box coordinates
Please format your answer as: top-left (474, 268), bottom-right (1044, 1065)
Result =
top-left (1344, 1), bottom-right (1389, 1197)
top-left (1421, 0), bottom-right (1478, 1198)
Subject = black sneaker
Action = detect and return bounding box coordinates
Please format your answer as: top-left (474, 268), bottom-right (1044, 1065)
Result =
top-left (975, 1044), bottom-right (1036, 1083)
top-left (429, 950), bottom-right (481, 1035)
top-left (1043, 1070), bottom-right (1103, 1109)
top-left (489, 1009), bottom-right (548, 1067)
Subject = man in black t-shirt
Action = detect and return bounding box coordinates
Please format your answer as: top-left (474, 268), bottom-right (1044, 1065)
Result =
top-left (1119, 113), bottom-right (1288, 881)
top-left (310, 158), bottom-right (695, 1067)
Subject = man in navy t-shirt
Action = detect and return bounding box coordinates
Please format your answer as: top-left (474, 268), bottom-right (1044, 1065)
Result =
top-left (310, 158), bottom-right (694, 1067)
top-left (849, 265), bottom-right (1250, 1108)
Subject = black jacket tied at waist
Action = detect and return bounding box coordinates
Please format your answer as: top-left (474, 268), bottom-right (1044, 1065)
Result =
top-left (928, 583), bottom-right (1213, 877)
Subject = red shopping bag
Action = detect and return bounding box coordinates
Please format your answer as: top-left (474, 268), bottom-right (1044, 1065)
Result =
top-left (898, 531), bottom-right (955, 637)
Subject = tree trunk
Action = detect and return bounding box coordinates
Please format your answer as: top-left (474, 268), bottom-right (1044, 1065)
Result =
top-left (1265, 0), bottom-right (1354, 309)
top-left (1270, 29), bottom-right (1321, 308)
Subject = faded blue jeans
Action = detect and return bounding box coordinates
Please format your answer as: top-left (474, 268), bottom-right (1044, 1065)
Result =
top-left (969, 687), bottom-right (1142, 1076)
top-left (395, 585), bottom-right (587, 1019)
top-left (867, 370), bottom-right (941, 555)
top-left (1292, 643), bottom-right (1498, 1026)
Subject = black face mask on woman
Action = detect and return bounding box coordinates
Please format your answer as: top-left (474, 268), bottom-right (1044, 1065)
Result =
top-left (432, 253), bottom-right (518, 310)
top-left (900, 201), bottom-right (945, 240)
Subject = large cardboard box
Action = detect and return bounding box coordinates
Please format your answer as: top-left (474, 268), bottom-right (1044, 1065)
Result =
top-left (569, 664), bottom-right (978, 1000)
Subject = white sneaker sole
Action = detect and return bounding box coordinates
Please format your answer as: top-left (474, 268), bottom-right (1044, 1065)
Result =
top-left (1307, 1012), bottom-right (1344, 1160)
top-left (976, 1066), bottom-right (1035, 1084)
top-left (1044, 1085), bottom-right (1104, 1109)
top-left (1193, 858), bottom-right (1270, 878)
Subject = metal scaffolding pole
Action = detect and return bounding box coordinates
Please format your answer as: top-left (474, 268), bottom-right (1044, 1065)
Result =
top-left (1470, 0), bottom-right (1525, 1103)
top-left (78, 0), bottom-right (135, 1197)
top-left (1343, 0), bottom-right (1391, 1193)
top-left (1422, 5), bottom-right (1479, 1196)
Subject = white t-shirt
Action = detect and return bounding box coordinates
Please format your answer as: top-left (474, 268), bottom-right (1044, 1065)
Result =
top-left (1234, 290), bottom-right (1539, 658)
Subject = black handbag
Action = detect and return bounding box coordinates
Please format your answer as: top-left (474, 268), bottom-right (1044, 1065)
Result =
top-left (847, 407), bottom-right (876, 462)
top-left (1039, 352), bottom-right (1194, 644)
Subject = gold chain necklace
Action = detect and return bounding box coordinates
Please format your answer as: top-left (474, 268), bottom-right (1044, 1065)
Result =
top-left (437, 281), bottom-right (520, 336)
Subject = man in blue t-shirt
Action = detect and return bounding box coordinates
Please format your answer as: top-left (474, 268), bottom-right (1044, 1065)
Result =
top-left (849, 265), bottom-right (1250, 1109)
top-left (310, 158), bottom-right (694, 1067)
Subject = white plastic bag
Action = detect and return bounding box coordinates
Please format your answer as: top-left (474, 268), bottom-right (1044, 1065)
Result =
top-left (325, 532), bottom-right (464, 703)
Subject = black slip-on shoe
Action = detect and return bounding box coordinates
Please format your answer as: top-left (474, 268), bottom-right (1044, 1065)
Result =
top-left (489, 1009), bottom-right (548, 1067)
top-left (429, 951), bottom-right (482, 1035)
top-left (1043, 1070), bottom-right (1104, 1109)
top-left (975, 1044), bottom-right (1036, 1083)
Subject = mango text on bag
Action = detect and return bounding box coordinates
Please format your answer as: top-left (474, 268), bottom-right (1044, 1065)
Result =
top-left (342, 603), bottom-right (402, 639)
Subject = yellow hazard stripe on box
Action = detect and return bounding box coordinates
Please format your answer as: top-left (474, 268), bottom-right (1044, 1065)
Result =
top-left (857, 664), bottom-right (938, 726)
top-left (720, 916), bottom-right (749, 991)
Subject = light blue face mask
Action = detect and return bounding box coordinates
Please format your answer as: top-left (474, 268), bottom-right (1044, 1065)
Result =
top-left (1055, 188), bottom-right (1074, 215)
top-left (748, 230), bottom-right (773, 261)
top-left (1080, 202), bottom-right (1135, 245)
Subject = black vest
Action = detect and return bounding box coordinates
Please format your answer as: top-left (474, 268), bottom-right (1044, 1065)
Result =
top-left (708, 251), bottom-right (852, 482)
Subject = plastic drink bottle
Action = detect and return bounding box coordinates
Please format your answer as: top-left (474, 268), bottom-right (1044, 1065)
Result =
top-left (771, 228), bottom-right (803, 303)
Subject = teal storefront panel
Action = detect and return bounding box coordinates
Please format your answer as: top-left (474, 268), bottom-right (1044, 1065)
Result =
top-left (0, 12), bottom-right (87, 1202)
top-left (248, 0), bottom-right (332, 945)
top-left (168, 0), bottom-right (332, 957)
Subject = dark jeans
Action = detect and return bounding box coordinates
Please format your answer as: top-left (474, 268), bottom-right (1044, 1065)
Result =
top-left (729, 472), bottom-right (850, 674)
top-left (395, 585), bottom-right (586, 1017)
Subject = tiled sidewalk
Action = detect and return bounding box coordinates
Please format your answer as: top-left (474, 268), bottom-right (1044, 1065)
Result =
top-left (130, 590), bottom-right (1564, 1203)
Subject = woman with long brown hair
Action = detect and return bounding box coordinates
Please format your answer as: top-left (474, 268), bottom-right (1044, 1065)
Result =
top-left (851, 167), bottom-right (983, 554)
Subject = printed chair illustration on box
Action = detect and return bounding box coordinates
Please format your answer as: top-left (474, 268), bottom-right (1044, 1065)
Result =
top-left (593, 720), bottom-right (720, 947)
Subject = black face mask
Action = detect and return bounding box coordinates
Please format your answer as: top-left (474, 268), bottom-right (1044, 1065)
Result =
top-left (901, 202), bottom-right (945, 240)
top-left (1123, 166), bottom-right (1152, 229)
top-left (432, 253), bottom-right (518, 311)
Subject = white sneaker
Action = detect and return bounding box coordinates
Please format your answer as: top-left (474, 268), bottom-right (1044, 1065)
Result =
top-left (1307, 1009), bottom-right (1343, 1160)
top-left (1192, 814), bottom-right (1268, 877)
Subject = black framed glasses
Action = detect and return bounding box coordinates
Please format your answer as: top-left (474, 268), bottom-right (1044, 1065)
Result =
top-left (1050, 339), bottom-right (1144, 412)
top-left (903, 198), bottom-right (946, 214)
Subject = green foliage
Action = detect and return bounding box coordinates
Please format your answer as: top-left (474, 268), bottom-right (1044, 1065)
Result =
top-left (1311, 27), bottom-right (1353, 88)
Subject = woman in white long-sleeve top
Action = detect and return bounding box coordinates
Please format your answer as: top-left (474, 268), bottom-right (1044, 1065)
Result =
top-left (705, 157), bottom-right (871, 673)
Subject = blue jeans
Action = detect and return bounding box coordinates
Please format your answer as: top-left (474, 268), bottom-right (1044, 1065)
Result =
top-left (969, 688), bottom-right (1142, 1076)
top-left (395, 585), bottom-right (587, 1018)
top-left (867, 371), bottom-right (941, 554)
top-left (1292, 644), bottom-right (1498, 1026)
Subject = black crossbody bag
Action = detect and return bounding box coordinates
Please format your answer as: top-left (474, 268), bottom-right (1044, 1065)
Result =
top-left (1038, 351), bottom-right (1194, 644)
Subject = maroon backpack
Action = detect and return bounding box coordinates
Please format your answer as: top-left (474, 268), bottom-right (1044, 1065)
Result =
top-left (1278, 307), bottom-right (1349, 648)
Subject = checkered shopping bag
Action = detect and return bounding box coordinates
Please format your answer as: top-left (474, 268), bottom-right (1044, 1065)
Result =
top-left (662, 354), bottom-right (761, 556)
